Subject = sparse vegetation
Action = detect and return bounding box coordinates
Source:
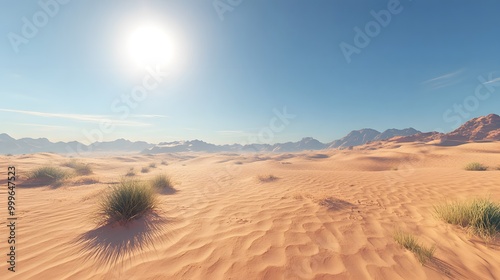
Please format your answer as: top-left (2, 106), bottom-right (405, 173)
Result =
top-left (141, 167), bottom-right (150, 173)
top-left (234, 161), bottom-right (243, 165)
top-left (150, 174), bottom-right (175, 193)
top-left (28, 166), bottom-right (69, 185)
top-left (394, 230), bottom-right (436, 264)
top-left (126, 168), bottom-right (136, 177)
top-left (73, 177), bottom-right (99, 185)
top-left (149, 162), bottom-right (157, 168)
top-left (160, 160), bottom-right (168, 165)
top-left (434, 197), bottom-right (500, 239)
top-left (464, 162), bottom-right (488, 171)
top-left (63, 160), bottom-right (93, 175)
top-left (98, 179), bottom-right (157, 225)
top-left (258, 174), bottom-right (279, 182)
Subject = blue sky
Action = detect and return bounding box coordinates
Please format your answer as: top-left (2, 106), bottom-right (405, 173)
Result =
top-left (1, 0), bottom-right (500, 145)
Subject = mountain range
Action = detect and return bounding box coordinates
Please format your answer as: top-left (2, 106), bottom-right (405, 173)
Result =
top-left (390, 114), bottom-right (500, 144)
top-left (1, 114), bottom-right (499, 155)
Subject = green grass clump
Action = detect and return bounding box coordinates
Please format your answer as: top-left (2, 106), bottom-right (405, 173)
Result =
top-left (141, 167), bottom-right (150, 173)
top-left (394, 230), bottom-right (436, 264)
top-left (150, 174), bottom-right (175, 193)
top-left (434, 197), bottom-right (500, 239)
top-left (99, 179), bottom-right (157, 225)
top-left (63, 160), bottom-right (93, 175)
top-left (464, 162), bottom-right (488, 171)
top-left (28, 166), bottom-right (69, 185)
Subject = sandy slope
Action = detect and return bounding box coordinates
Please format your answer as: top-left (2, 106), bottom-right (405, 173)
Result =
top-left (1, 142), bottom-right (500, 279)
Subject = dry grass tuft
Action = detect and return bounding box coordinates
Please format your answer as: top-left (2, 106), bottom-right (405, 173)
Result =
top-left (394, 230), bottom-right (435, 264)
top-left (98, 179), bottom-right (157, 225)
top-left (464, 162), bottom-right (488, 171)
top-left (150, 174), bottom-right (176, 194)
top-left (258, 174), bottom-right (279, 182)
top-left (63, 160), bottom-right (93, 175)
top-left (28, 166), bottom-right (70, 186)
top-left (434, 197), bottom-right (500, 240)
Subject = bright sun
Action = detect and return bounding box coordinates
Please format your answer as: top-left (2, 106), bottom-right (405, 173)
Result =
top-left (127, 24), bottom-right (172, 67)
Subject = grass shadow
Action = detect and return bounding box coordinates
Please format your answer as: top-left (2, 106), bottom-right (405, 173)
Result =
top-left (426, 257), bottom-right (466, 279)
top-left (74, 213), bottom-right (171, 266)
top-left (319, 197), bottom-right (355, 211)
top-left (20, 178), bottom-right (66, 188)
top-left (469, 238), bottom-right (500, 249)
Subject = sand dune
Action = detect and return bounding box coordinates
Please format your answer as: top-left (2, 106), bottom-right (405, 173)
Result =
top-left (1, 142), bottom-right (500, 279)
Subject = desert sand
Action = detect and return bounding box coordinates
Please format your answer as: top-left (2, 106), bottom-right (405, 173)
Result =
top-left (1, 142), bottom-right (500, 279)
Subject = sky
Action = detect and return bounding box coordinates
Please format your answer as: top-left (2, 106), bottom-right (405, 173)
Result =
top-left (1, 0), bottom-right (500, 145)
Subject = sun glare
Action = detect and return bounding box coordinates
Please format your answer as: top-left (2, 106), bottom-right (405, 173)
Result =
top-left (127, 24), bottom-right (172, 67)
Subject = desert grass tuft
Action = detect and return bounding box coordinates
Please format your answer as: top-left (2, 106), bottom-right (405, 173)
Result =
top-left (63, 160), bottom-right (93, 175)
top-left (464, 162), bottom-right (488, 171)
top-left (28, 166), bottom-right (69, 185)
top-left (149, 162), bottom-right (157, 168)
top-left (394, 230), bottom-right (435, 264)
top-left (126, 168), bottom-right (136, 177)
top-left (141, 167), bottom-right (150, 173)
top-left (150, 174), bottom-right (175, 194)
top-left (98, 179), bottom-right (157, 225)
top-left (434, 197), bottom-right (500, 239)
top-left (258, 174), bottom-right (279, 182)
top-left (160, 160), bottom-right (168, 165)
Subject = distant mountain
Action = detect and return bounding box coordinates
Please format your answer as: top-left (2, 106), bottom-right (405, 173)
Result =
top-left (272, 137), bottom-right (327, 152)
top-left (90, 139), bottom-right (154, 152)
top-left (446, 114), bottom-right (500, 141)
top-left (373, 128), bottom-right (420, 141)
top-left (147, 140), bottom-right (228, 153)
top-left (144, 137), bottom-right (327, 154)
top-left (389, 132), bottom-right (443, 143)
top-left (328, 129), bottom-right (380, 149)
top-left (0, 133), bottom-right (20, 153)
top-left (0, 135), bottom-right (154, 155)
top-left (2, 114), bottom-right (498, 154)
top-left (389, 114), bottom-right (500, 145)
top-left (326, 128), bottom-right (420, 149)
top-left (143, 127), bottom-right (420, 154)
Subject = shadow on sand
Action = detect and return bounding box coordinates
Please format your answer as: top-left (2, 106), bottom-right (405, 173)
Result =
top-left (319, 197), bottom-right (355, 211)
top-left (19, 178), bottom-right (65, 188)
top-left (426, 257), bottom-right (467, 279)
top-left (74, 213), bottom-right (172, 266)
